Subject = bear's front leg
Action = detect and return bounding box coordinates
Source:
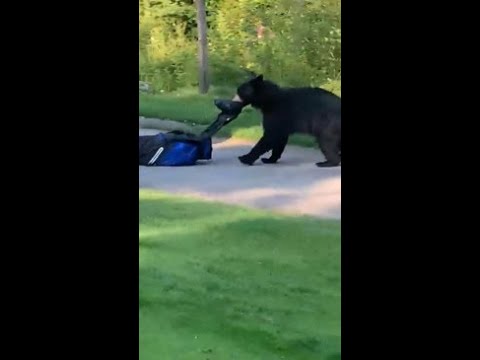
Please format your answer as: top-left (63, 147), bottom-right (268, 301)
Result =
top-left (238, 136), bottom-right (272, 165)
top-left (261, 135), bottom-right (289, 164)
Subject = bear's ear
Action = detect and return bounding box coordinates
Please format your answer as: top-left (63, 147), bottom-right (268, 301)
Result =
top-left (244, 69), bottom-right (258, 79)
top-left (254, 74), bottom-right (264, 82)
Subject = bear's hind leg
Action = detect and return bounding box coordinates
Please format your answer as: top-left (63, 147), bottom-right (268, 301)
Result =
top-left (316, 133), bottom-right (341, 167)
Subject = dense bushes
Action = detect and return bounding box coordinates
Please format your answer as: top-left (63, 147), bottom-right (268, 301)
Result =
top-left (139, 0), bottom-right (340, 92)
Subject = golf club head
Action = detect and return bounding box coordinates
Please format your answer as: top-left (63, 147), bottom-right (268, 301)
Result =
top-left (214, 99), bottom-right (244, 116)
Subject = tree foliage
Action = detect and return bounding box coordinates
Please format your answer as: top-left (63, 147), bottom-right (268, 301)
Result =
top-left (140, 0), bottom-right (340, 92)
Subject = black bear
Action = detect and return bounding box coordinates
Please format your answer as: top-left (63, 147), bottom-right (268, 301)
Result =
top-left (233, 75), bottom-right (341, 167)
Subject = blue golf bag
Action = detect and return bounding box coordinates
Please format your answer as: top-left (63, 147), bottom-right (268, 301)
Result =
top-left (138, 131), bottom-right (212, 167)
top-left (139, 99), bottom-right (244, 167)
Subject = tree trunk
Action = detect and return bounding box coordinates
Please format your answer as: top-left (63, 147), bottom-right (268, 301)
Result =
top-left (195, 0), bottom-right (209, 94)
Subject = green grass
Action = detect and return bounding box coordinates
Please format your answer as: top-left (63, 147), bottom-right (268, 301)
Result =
top-left (139, 80), bottom-right (341, 147)
top-left (140, 190), bottom-right (341, 360)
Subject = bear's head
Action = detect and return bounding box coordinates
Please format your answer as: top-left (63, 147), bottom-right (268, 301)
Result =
top-left (232, 75), bottom-right (280, 108)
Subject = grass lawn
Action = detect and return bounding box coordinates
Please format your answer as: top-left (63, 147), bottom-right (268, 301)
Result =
top-left (139, 80), bottom-right (340, 148)
top-left (139, 190), bottom-right (341, 360)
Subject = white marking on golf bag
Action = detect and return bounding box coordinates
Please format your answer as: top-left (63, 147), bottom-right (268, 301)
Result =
top-left (148, 147), bottom-right (164, 165)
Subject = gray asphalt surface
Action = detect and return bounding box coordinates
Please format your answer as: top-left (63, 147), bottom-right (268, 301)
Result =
top-left (139, 128), bottom-right (341, 219)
